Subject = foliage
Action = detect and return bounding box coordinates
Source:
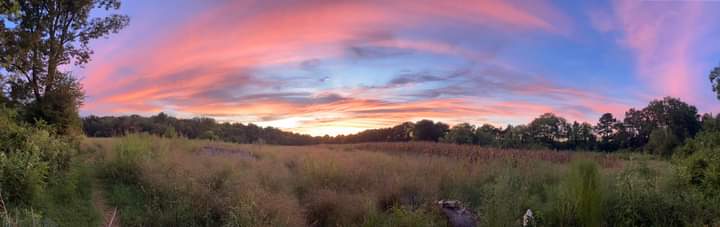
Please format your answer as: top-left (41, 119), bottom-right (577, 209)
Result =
top-left (675, 131), bottom-right (720, 196)
top-left (710, 64), bottom-right (720, 100)
top-left (82, 96), bottom-right (704, 157)
top-left (100, 133), bottom-right (154, 184)
top-left (22, 75), bottom-right (85, 135)
top-left (43, 162), bottom-right (102, 226)
top-left (0, 106), bottom-right (74, 206)
top-left (622, 97), bottom-right (701, 151)
top-left (595, 113), bottom-right (618, 151)
top-left (441, 123), bottom-right (476, 144)
top-left (475, 124), bottom-right (499, 146)
top-left (0, 106), bottom-right (99, 225)
top-left (528, 113), bottom-right (569, 148)
top-left (83, 113), bottom-right (321, 145)
top-left (87, 136), bottom-right (720, 226)
top-left (565, 160), bottom-right (602, 226)
top-left (645, 128), bottom-right (681, 157)
top-left (700, 113), bottom-right (720, 133)
top-left (413, 119), bottom-right (449, 142)
top-left (0, 0), bottom-right (129, 135)
top-left (567, 121), bottom-right (596, 150)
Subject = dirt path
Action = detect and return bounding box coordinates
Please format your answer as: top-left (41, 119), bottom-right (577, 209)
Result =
top-left (92, 180), bottom-right (119, 227)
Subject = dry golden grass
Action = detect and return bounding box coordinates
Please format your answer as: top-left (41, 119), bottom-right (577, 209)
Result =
top-left (87, 136), bottom-right (678, 226)
top-left (335, 142), bottom-right (623, 168)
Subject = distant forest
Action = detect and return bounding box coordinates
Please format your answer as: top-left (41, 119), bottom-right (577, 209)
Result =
top-left (83, 96), bottom-right (720, 155)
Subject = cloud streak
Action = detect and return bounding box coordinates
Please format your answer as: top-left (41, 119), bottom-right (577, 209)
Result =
top-left (591, 0), bottom-right (720, 108)
top-left (77, 0), bottom-right (720, 136)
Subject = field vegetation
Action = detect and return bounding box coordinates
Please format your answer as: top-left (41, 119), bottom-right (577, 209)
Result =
top-left (85, 134), bottom-right (719, 226)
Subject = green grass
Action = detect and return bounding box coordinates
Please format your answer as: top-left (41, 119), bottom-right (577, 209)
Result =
top-left (85, 135), bottom-right (720, 226)
top-left (43, 163), bottom-right (102, 226)
top-left (0, 160), bottom-right (102, 227)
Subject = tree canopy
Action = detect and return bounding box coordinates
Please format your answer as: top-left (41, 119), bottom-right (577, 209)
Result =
top-left (710, 64), bottom-right (720, 100)
top-left (82, 96), bottom-right (711, 157)
top-left (413, 119), bottom-right (449, 142)
top-left (1, 0), bottom-right (129, 135)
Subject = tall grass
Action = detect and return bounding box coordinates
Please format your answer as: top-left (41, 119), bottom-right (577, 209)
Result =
top-left (89, 135), bottom-right (720, 226)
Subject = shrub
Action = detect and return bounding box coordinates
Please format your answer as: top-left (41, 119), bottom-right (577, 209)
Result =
top-left (0, 106), bottom-right (95, 225)
top-left (0, 107), bottom-right (76, 207)
top-left (675, 131), bottom-right (720, 197)
top-left (645, 128), bottom-right (680, 157)
top-left (603, 159), bottom-right (720, 226)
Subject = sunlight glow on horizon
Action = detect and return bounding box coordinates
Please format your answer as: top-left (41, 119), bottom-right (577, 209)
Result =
top-left (79, 0), bottom-right (720, 135)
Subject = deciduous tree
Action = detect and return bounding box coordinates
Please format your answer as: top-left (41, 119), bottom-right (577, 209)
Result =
top-left (710, 64), bottom-right (720, 100)
top-left (413, 119), bottom-right (449, 142)
top-left (442, 123), bottom-right (475, 144)
top-left (528, 113), bottom-right (568, 149)
top-left (0, 0), bottom-right (129, 134)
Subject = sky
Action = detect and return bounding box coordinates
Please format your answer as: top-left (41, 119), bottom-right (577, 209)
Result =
top-left (77, 0), bottom-right (720, 136)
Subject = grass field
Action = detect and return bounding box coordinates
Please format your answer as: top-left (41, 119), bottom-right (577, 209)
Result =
top-left (83, 134), bottom-right (718, 226)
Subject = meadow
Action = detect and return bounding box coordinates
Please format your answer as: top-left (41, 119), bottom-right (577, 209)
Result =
top-left (84, 134), bottom-right (720, 227)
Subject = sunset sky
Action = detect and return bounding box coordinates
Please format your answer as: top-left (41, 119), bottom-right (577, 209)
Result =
top-left (78, 0), bottom-right (720, 136)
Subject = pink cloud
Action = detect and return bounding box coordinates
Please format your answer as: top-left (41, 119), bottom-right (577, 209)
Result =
top-left (596, 1), bottom-right (707, 103)
top-left (394, 0), bottom-right (557, 30)
top-left (79, 1), bottom-right (620, 135)
top-left (82, 0), bottom-right (565, 110)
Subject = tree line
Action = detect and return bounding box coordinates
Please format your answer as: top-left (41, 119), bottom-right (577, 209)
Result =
top-left (326, 96), bottom-right (718, 157)
top-left (82, 113), bottom-right (319, 145)
top-left (83, 96), bottom-right (719, 156)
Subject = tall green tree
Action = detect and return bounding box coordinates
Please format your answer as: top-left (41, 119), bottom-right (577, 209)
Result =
top-left (388, 122), bottom-right (414, 141)
top-left (476, 124), bottom-right (498, 146)
top-left (619, 97), bottom-right (700, 153)
top-left (528, 113), bottom-right (568, 149)
top-left (710, 64), bottom-right (720, 100)
top-left (595, 113), bottom-right (616, 139)
top-left (594, 113), bottom-right (617, 151)
top-left (569, 121), bottom-right (595, 150)
top-left (700, 113), bottom-right (720, 133)
top-left (0, 0), bottom-right (129, 135)
top-left (442, 123), bottom-right (475, 144)
top-left (412, 119), bottom-right (449, 142)
top-left (642, 97), bottom-right (700, 143)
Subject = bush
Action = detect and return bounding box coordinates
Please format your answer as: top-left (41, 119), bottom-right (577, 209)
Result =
top-left (0, 106), bottom-right (96, 225)
top-left (603, 159), bottom-right (720, 226)
top-left (675, 131), bottom-right (720, 197)
top-left (0, 150), bottom-right (48, 207)
top-left (0, 107), bottom-right (76, 207)
top-left (645, 128), bottom-right (680, 157)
